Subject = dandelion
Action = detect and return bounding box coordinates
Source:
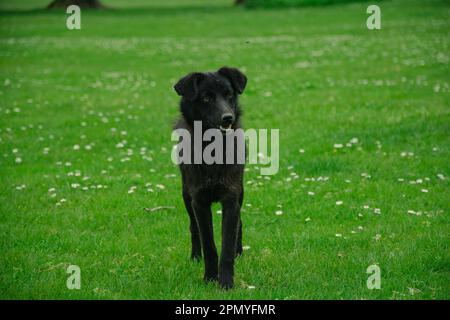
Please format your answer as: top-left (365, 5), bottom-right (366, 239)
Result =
top-left (421, 189), bottom-right (428, 193)
top-left (243, 246), bottom-right (250, 250)
top-left (336, 201), bottom-right (343, 205)
top-left (373, 208), bottom-right (381, 214)
top-left (15, 157), bottom-right (22, 164)
top-left (305, 217), bottom-right (311, 222)
top-left (334, 143), bottom-right (343, 149)
top-left (335, 233), bottom-right (343, 237)
top-left (247, 285), bottom-right (256, 289)
top-left (308, 191), bottom-right (315, 196)
top-left (73, 144), bottom-right (80, 150)
top-left (437, 174), bottom-right (445, 180)
top-left (275, 210), bottom-right (283, 215)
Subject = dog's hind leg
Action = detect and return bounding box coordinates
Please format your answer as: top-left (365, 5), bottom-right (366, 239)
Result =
top-left (183, 191), bottom-right (202, 261)
top-left (192, 199), bottom-right (218, 282)
top-left (235, 190), bottom-right (244, 257)
top-left (236, 219), bottom-right (243, 257)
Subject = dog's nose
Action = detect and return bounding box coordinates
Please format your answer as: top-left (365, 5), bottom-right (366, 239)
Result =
top-left (221, 113), bottom-right (234, 126)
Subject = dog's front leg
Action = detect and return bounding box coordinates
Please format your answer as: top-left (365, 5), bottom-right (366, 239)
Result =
top-left (219, 196), bottom-right (240, 289)
top-left (192, 199), bottom-right (218, 282)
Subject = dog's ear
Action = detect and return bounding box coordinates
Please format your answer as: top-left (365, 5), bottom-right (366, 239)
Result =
top-left (218, 67), bottom-right (247, 94)
top-left (174, 72), bottom-right (205, 101)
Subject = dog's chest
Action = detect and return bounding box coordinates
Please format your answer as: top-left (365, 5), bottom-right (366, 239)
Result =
top-left (182, 163), bottom-right (243, 197)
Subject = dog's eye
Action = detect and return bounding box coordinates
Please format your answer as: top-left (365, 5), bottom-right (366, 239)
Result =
top-left (226, 94), bottom-right (233, 101)
top-left (202, 96), bottom-right (211, 103)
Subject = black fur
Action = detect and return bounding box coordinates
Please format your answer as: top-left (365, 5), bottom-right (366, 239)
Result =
top-left (174, 67), bottom-right (247, 289)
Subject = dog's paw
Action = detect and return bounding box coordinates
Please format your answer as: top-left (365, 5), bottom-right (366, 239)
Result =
top-left (219, 274), bottom-right (234, 290)
top-left (204, 275), bottom-right (218, 283)
top-left (204, 270), bottom-right (218, 283)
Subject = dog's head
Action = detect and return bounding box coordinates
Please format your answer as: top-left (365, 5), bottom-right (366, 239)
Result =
top-left (174, 67), bottom-right (247, 133)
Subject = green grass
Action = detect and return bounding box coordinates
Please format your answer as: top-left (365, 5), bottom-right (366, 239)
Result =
top-left (0, 0), bottom-right (449, 299)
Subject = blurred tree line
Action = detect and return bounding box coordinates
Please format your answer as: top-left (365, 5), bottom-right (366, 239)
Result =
top-left (47, 0), bottom-right (244, 9)
top-left (47, 0), bottom-right (103, 8)
top-left (47, 0), bottom-right (363, 9)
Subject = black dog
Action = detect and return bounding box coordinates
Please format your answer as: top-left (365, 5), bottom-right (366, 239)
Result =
top-left (173, 67), bottom-right (247, 289)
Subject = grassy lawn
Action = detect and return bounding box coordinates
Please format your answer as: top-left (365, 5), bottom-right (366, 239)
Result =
top-left (0, 0), bottom-right (449, 299)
